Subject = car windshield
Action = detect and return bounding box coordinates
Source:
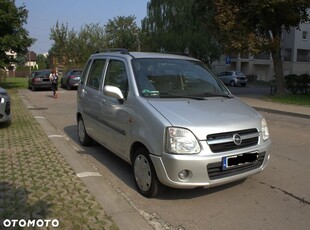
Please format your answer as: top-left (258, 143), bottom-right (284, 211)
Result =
top-left (132, 58), bottom-right (231, 99)
top-left (235, 71), bottom-right (245, 76)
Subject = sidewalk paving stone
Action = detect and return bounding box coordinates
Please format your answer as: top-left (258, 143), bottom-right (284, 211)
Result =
top-left (0, 89), bottom-right (118, 230)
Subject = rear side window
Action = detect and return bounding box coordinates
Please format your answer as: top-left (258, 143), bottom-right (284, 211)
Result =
top-left (86, 59), bottom-right (106, 90)
top-left (80, 61), bottom-right (91, 84)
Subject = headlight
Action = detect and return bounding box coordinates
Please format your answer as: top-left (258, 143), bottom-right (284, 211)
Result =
top-left (261, 118), bottom-right (270, 141)
top-left (165, 127), bottom-right (200, 154)
top-left (0, 97), bottom-right (4, 104)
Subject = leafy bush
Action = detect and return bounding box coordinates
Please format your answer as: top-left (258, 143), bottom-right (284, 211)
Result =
top-left (285, 73), bottom-right (309, 94)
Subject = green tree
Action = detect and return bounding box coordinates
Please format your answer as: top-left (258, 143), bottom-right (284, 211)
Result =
top-left (36, 54), bottom-right (49, 69)
top-left (104, 16), bottom-right (140, 50)
top-left (141, 0), bottom-right (221, 63)
top-left (75, 23), bottom-right (105, 66)
top-left (49, 22), bottom-right (77, 68)
top-left (50, 22), bottom-right (105, 68)
top-left (195, 0), bottom-right (310, 94)
top-left (0, 0), bottom-right (35, 69)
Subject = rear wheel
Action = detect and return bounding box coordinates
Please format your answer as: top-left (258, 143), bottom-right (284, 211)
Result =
top-left (77, 116), bottom-right (92, 146)
top-left (133, 147), bottom-right (164, 197)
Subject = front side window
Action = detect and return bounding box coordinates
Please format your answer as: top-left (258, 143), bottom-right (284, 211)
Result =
top-left (132, 58), bottom-right (229, 98)
top-left (104, 60), bottom-right (128, 97)
top-left (86, 59), bottom-right (106, 89)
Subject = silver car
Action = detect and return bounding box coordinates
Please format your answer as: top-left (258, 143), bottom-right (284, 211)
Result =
top-left (0, 87), bottom-right (11, 124)
top-left (77, 49), bottom-right (271, 197)
top-left (218, 71), bottom-right (248, 87)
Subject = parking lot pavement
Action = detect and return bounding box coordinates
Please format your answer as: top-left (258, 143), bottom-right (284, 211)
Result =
top-left (0, 89), bottom-right (118, 229)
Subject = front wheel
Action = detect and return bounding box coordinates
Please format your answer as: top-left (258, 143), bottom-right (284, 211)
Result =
top-left (77, 116), bottom-right (92, 146)
top-left (230, 80), bottom-right (236, 87)
top-left (133, 147), bottom-right (164, 198)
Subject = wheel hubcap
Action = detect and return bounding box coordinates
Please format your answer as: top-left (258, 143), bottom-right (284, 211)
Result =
top-left (134, 154), bottom-right (152, 192)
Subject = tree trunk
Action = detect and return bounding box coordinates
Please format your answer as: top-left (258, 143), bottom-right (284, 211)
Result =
top-left (272, 53), bottom-right (286, 95)
top-left (271, 30), bottom-right (286, 95)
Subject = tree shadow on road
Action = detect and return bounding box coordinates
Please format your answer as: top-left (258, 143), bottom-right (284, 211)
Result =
top-left (0, 181), bottom-right (53, 228)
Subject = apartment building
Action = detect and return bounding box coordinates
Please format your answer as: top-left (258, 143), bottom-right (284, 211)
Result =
top-left (282, 22), bottom-right (310, 76)
top-left (213, 22), bottom-right (310, 82)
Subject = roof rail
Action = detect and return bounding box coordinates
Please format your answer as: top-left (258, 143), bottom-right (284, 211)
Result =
top-left (94, 48), bottom-right (130, 55)
top-left (162, 48), bottom-right (192, 57)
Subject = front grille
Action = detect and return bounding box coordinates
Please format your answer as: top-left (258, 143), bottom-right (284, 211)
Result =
top-left (207, 129), bottom-right (259, 153)
top-left (207, 152), bottom-right (265, 180)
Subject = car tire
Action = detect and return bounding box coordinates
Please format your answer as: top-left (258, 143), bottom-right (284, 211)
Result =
top-left (77, 116), bottom-right (92, 146)
top-left (31, 85), bottom-right (36, 91)
top-left (230, 80), bottom-right (236, 87)
top-left (133, 147), bottom-right (164, 198)
top-left (241, 83), bottom-right (247, 87)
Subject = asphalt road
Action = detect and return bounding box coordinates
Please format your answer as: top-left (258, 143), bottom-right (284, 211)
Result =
top-left (20, 88), bottom-right (310, 230)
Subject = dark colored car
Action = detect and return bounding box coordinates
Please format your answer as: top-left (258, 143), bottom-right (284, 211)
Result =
top-left (0, 86), bottom-right (11, 124)
top-left (28, 70), bottom-right (52, 91)
top-left (61, 69), bottom-right (82, 89)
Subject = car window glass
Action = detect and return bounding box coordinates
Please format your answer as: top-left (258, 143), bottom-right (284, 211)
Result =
top-left (86, 59), bottom-right (106, 90)
top-left (132, 58), bottom-right (228, 97)
top-left (80, 61), bottom-right (92, 83)
top-left (104, 60), bottom-right (128, 97)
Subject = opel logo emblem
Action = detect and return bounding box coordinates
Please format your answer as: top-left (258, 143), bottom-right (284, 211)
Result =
top-left (233, 134), bottom-right (242, 146)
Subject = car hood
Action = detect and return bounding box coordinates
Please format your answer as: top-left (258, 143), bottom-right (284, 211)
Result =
top-left (147, 97), bottom-right (262, 140)
top-left (0, 87), bottom-right (8, 95)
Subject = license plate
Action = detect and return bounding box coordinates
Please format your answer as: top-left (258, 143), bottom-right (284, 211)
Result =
top-left (222, 152), bottom-right (258, 170)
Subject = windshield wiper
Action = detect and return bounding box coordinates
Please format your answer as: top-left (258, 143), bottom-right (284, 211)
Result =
top-left (201, 92), bottom-right (233, 98)
top-left (159, 92), bottom-right (206, 100)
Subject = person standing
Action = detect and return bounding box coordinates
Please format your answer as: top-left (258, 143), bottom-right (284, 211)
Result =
top-left (49, 70), bottom-right (59, 98)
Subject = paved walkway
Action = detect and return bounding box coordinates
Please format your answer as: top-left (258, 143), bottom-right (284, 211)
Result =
top-left (0, 89), bottom-right (118, 230)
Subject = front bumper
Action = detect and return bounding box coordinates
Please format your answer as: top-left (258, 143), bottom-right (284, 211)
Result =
top-left (150, 139), bottom-right (271, 189)
top-left (0, 98), bottom-right (11, 123)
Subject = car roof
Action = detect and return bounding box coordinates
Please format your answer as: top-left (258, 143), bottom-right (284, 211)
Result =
top-left (90, 50), bottom-right (198, 61)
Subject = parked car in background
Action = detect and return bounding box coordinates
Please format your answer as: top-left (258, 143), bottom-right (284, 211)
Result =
top-left (0, 87), bottom-right (11, 124)
top-left (28, 70), bottom-right (52, 91)
top-left (217, 71), bottom-right (247, 87)
top-left (77, 49), bottom-right (271, 197)
top-left (61, 69), bottom-right (82, 89)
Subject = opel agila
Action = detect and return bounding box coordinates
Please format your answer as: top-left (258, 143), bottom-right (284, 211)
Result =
top-left (77, 49), bottom-right (271, 197)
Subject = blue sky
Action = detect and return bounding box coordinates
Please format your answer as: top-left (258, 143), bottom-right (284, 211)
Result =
top-left (15, 0), bottom-right (149, 54)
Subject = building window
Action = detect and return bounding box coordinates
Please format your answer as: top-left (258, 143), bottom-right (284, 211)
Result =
top-left (297, 49), bottom-right (310, 62)
top-left (302, 31), bottom-right (308, 40)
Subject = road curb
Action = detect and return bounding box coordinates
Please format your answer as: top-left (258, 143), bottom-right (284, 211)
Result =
top-left (253, 106), bottom-right (310, 119)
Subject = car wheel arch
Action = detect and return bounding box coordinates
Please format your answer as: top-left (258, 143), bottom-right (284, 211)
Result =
top-left (130, 142), bottom-right (151, 165)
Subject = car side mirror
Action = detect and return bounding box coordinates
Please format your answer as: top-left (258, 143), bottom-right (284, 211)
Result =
top-left (104, 85), bottom-right (125, 103)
